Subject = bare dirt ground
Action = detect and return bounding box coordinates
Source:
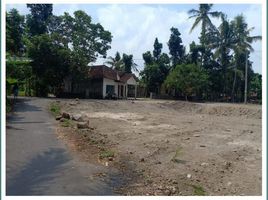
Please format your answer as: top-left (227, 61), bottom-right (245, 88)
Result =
top-left (54, 99), bottom-right (262, 196)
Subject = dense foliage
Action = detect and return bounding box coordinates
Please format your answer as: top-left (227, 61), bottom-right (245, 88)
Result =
top-left (140, 4), bottom-right (262, 102)
top-left (6, 4), bottom-right (112, 97)
top-left (6, 4), bottom-right (262, 102)
top-left (164, 64), bottom-right (209, 100)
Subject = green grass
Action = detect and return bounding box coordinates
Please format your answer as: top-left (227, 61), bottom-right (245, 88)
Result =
top-left (171, 146), bottom-right (183, 163)
top-left (18, 90), bottom-right (25, 96)
top-left (6, 98), bottom-right (13, 113)
top-left (60, 118), bottom-right (73, 127)
top-left (192, 185), bottom-right (206, 196)
top-left (99, 150), bottom-right (114, 159)
top-left (50, 102), bottom-right (61, 116)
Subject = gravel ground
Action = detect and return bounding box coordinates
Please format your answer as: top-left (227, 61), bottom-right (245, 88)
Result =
top-left (55, 99), bottom-right (262, 196)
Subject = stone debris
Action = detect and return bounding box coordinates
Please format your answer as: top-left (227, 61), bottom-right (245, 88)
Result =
top-left (77, 121), bottom-right (89, 129)
top-left (72, 114), bottom-right (82, 121)
top-left (201, 162), bottom-right (209, 166)
top-left (61, 112), bottom-right (70, 119)
top-left (55, 115), bottom-right (62, 120)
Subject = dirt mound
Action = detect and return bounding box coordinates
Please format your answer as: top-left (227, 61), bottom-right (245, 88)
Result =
top-left (160, 101), bottom-right (262, 119)
top-left (197, 104), bottom-right (262, 119)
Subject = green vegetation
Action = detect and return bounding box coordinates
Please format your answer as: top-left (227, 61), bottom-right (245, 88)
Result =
top-left (105, 52), bottom-right (138, 73)
top-left (60, 119), bottom-right (73, 127)
top-left (99, 149), bottom-right (115, 159)
top-left (49, 102), bottom-right (61, 116)
top-left (192, 184), bottom-right (206, 196)
top-left (165, 64), bottom-right (209, 101)
top-left (171, 146), bottom-right (183, 163)
top-left (6, 98), bottom-right (13, 113)
top-left (6, 4), bottom-right (112, 97)
top-left (6, 4), bottom-right (262, 102)
top-left (139, 4), bottom-right (261, 102)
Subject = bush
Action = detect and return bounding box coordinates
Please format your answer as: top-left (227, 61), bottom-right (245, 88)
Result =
top-left (164, 63), bottom-right (209, 100)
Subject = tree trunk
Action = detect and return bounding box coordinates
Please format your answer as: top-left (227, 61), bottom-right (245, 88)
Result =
top-left (231, 68), bottom-right (237, 102)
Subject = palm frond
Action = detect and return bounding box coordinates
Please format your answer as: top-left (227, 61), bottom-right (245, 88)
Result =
top-left (247, 35), bottom-right (262, 43)
top-left (188, 14), bottom-right (199, 19)
top-left (189, 17), bottom-right (202, 33)
top-left (188, 9), bottom-right (199, 15)
top-left (209, 11), bottom-right (223, 18)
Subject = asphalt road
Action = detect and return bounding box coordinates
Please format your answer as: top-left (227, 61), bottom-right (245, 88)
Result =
top-left (6, 97), bottom-right (121, 195)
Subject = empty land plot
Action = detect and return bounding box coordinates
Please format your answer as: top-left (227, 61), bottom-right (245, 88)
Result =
top-left (56, 99), bottom-right (262, 196)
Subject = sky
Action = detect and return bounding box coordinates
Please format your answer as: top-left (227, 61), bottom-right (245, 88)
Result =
top-left (6, 4), bottom-right (263, 75)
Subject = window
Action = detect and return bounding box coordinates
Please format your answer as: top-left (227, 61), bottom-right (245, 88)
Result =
top-left (106, 85), bottom-right (114, 95)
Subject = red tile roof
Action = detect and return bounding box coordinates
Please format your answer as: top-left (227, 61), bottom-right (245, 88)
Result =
top-left (88, 65), bottom-right (138, 83)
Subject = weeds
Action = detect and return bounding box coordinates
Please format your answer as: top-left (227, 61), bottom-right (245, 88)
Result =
top-left (60, 119), bottom-right (73, 127)
top-left (50, 102), bottom-right (61, 116)
top-left (99, 149), bottom-right (114, 159)
top-left (192, 184), bottom-right (206, 196)
top-left (6, 98), bottom-right (13, 113)
top-left (171, 146), bottom-right (183, 163)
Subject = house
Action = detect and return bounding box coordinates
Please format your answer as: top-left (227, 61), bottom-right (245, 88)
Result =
top-left (63, 65), bottom-right (138, 99)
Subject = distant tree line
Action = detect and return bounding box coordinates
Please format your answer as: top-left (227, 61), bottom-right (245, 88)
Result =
top-left (136, 4), bottom-right (261, 102)
top-left (6, 4), bottom-right (262, 102)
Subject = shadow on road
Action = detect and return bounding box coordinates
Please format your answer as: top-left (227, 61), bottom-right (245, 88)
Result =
top-left (6, 148), bottom-right (70, 195)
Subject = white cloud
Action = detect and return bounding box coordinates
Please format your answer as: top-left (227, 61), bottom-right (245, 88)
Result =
top-left (96, 5), bottom-right (193, 72)
top-left (6, 4), bottom-right (262, 74)
top-left (53, 4), bottom-right (80, 16)
top-left (95, 4), bottom-right (262, 74)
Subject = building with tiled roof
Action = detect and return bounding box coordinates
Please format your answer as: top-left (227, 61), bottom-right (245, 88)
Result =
top-left (63, 65), bottom-right (138, 99)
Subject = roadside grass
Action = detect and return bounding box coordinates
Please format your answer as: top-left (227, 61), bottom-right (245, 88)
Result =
top-left (60, 118), bottom-right (73, 127)
top-left (99, 149), bottom-right (114, 159)
top-left (50, 102), bottom-right (61, 117)
top-left (18, 90), bottom-right (25, 96)
top-left (6, 98), bottom-right (13, 113)
top-left (191, 184), bottom-right (206, 196)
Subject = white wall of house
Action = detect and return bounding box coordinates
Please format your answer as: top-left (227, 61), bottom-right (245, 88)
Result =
top-left (126, 76), bottom-right (138, 98)
top-left (102, 78), bottom-right (119, 98)
top-left (126, 76), bottom-right (137, 85)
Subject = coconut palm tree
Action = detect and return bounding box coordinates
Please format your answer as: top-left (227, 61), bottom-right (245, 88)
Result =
top-left (105, 52), bottom-right (124, 71)
top-left (209, 14), bottom-right (236, 95)
top-left (230, 15), bottom-right (262, 101)
top-left (122, 53), bottom-right (139, 73)
top-left (188, 4), bottom-right (222, 46)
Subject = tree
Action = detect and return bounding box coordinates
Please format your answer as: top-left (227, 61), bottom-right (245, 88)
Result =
top-left (105, 52), bottom-right (124, 71)
top-left (188, 41), bottom-right (201, 64)
top-left (27, 34), bottom-right (71, 96)
top-left (208, 15), bottom-right (236, 96)
top-left (153, 38), bottom-right (163, 60)
top-left (6, 53), bottom-right (32, 96)
top-left (140, 63), bottom-right (163, 94)
top-left (25, 9), bottom-right (112, 96)
top-left (141, 38), bottom-right (170, 95)
top-left (168, 27), bottom-right (185, 66)
top-left (188, 4), bottom-right (222, 46)
top-left (142, 51), bottom-right (154, 65)
top-left (249, 73), bottom-right (262, 100)
top-left (230, 15), bottom-right (262, 101)
top-left (164, 63), bottom-right (209, 100)
top-left (70, 11), bottom-right (112, 65)
top-left (122, 54), bottom-right (138, 73)
top-left (6, 9), bottom-right (25, 55)
top-left (26, 4), bottom-right (53, 36)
